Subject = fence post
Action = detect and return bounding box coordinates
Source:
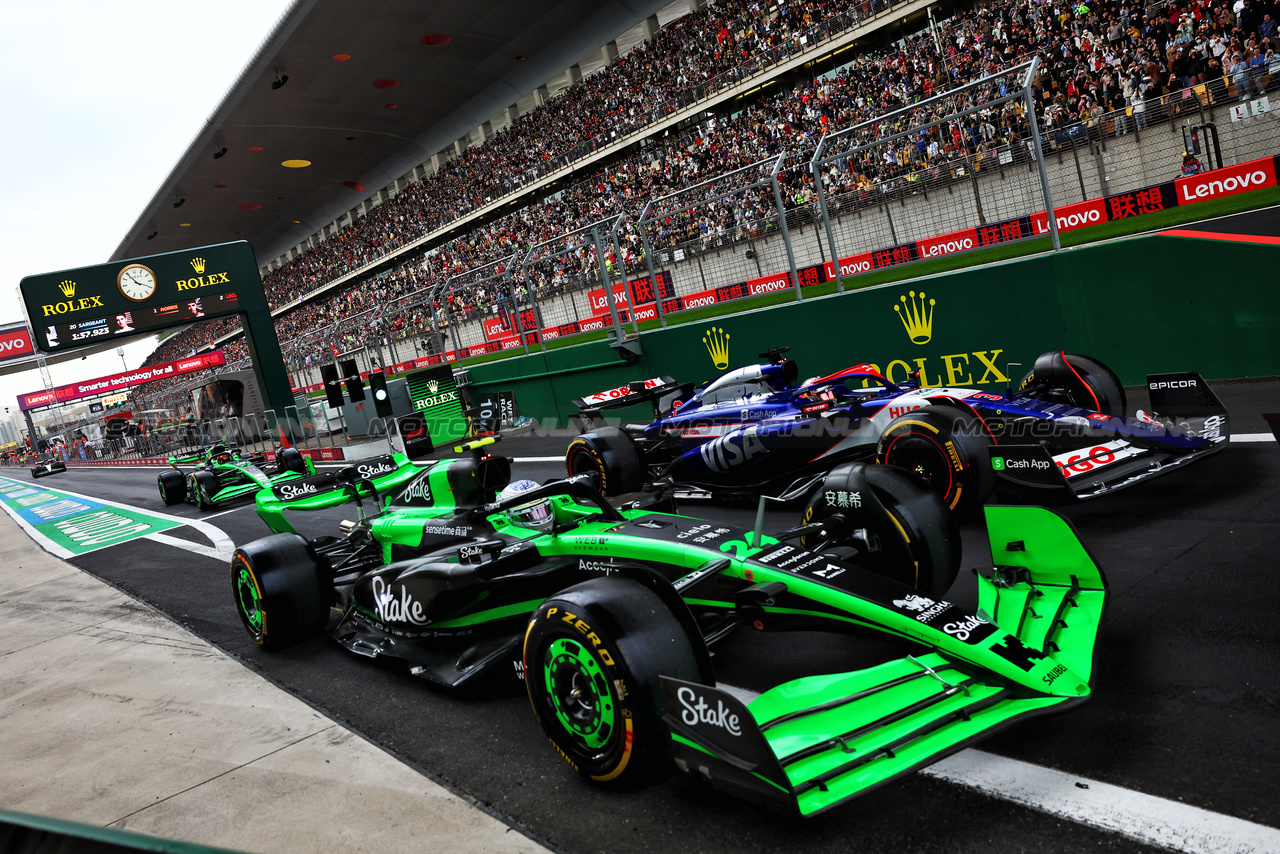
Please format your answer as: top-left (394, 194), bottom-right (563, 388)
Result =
top-left (769, 153), bottom-right (802, 301)
top-left (1024, 59), bottom-right (1061, 252)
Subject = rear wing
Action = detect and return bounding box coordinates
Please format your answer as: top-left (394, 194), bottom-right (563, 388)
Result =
top-left (254, 454), bottom-right (421, 534)
top-left (570, 376), bottom-right (691, 429)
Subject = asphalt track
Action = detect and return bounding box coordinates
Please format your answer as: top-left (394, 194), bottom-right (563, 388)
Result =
top-left (6, 376), bottom-right (1277, 854)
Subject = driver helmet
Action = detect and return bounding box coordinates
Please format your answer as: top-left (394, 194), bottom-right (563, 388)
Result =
top-left (498, 479), bottom-right (553, 532)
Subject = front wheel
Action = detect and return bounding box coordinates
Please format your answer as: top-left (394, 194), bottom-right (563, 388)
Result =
top-left (231, 534), bottom-right (332, 650)
top-left (876, 404), bottom-right (992, 516)
top-left (277, 447), bottom-right (308, 475)
top-left (1017, 351), bottom-right (1126, 417)
top-left (189, 470), bottom-right (218, 511)
top-left (800, 463), bottom-right (960, 598)
top-left (524, 577), bottom-right (701, 788)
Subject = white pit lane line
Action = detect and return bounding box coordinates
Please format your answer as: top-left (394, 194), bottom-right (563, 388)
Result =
top-left (0, 480), bottom-right (235, 562)
top-left (716, 683), bottom-right (1280, 852)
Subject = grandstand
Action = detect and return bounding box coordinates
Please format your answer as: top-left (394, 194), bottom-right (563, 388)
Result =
top-left (128, 0), bottom-right (1280, 412)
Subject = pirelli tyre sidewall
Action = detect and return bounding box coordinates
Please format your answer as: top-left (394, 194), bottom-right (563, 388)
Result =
top-left (524, 577), bottom-right (700, 788)
top-left (231, 534), bottom-right (331, 651)
top-left (565, 427), bottom-right (643, 496)
top-left (157, 470), bottom-right (186, 505)
top-left (875, 404), bottom-right (992, 516)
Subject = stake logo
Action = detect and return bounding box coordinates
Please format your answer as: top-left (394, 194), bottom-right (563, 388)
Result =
top-left (703, 326), bottom-right (730, 370)
top-left (676, 686), bottom-right (741, 736)
top-left (894, 290), bottom-right (935, 344)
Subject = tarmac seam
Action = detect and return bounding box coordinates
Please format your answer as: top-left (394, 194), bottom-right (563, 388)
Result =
top-left (102, 724), bottom-right (341, 827)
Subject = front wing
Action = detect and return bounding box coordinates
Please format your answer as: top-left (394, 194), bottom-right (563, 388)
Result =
top-left (661, 506), bottom-right (1106, 816)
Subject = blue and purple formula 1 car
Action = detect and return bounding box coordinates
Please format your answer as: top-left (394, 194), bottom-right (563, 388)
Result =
top-left (567, 349), bottom-right (1229, 512)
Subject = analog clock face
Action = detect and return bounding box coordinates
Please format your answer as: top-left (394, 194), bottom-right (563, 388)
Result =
top-left (118, 264), bottom-right (157, 302)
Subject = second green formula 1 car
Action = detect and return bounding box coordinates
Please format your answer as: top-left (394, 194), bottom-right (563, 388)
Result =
top-left (158, 443), bottom-right (316, 510)
top-left (231, 438), bottom-right (1107, 816)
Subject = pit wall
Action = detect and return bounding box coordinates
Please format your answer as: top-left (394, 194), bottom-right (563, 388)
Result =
top-left (465, 234), bottom-right (1280, 425)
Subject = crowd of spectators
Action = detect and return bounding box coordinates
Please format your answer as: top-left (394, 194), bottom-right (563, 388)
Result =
top-left (141, 0), bottom-right (1280, 392)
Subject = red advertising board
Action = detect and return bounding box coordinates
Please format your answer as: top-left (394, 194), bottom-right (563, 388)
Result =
top-left (679, 289), bottom-right (719, 310)
top-left (587, 282), bottom-right (632, 315)
top-left (823, 252), bottom-right (876, 280)
top-left (1175, 155), bottom-right (1277, 205)
top-left (0, 325), bottom-right (34, 364)
top-left (1031, 197), bottom-right (1108, 235)
top-left (481, 316), bottom-right (514, 341)
top-left (745, 271), bottom-right (793, 296)
top-left (19, 350), bottom-right (227, 410)
top-left (916, 227), bottom-right (980, 259)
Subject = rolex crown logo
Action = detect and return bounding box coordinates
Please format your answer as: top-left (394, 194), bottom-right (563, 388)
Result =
top-left (58, 280), bottom-right (77, 298)
top-left (703, 326), bottom-right (730, 370)
top-left (894, 290), bottom-right (935, 345)
top-left (425, 379), bottom-right (439, 394)
top-left (190, 257), bottom-right (207, 274)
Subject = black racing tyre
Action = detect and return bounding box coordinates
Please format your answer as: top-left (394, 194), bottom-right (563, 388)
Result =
top-left (875, 404), bottom-right (992, 516)
top-left (524, 577), bottom-right (701, 788)
top-left (31, 468), bottom-right (42, 479)
top-left (157, 470), bottom-right (186, 505)
top-left (1018, 352), bottom-right (1126, 417)
top-left (189, 470), bottom-right (218, 511)
top-left (565, 427), bottom-right (643, 496)
top-left (277, 447), bottom-right (307, 475)
top-left (231, 533), bottom-right (332, 650)
top-left (799, 463), bottom-right (961, 598)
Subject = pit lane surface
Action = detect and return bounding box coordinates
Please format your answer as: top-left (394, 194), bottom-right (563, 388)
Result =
top-left (13, 380), bottom-right (1280, 854)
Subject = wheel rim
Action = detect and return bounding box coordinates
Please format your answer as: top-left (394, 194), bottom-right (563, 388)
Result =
top-left (884, 435), bottom-right (955, 498)
top-left (233, 558), bottom-right (264, 634)
top-left (543, 637), bottom-right (614, 751)
top-left (567, 449), bottom-right (603, 488)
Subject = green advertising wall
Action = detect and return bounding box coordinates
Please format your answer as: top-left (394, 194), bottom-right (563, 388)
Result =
top-left (465, 234), bottom-right (1280, 425)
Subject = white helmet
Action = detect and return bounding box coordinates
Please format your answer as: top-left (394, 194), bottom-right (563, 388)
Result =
top-left (498, 479), bottom-right (553, 532)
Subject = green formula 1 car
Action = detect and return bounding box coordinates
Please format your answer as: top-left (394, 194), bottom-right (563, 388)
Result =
top-left (158, 443), bottom-right (316, 510)
top-left (232, 438), bottom-right (1106, 816)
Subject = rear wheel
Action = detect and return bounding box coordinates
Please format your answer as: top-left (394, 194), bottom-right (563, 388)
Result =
top-left (1018, 352), bottom-right (1126, 417)
top-left (800, 463), bottom-right (960, 598)
top-left (189, 470), bottom-right (218, 511)
top-left (157, 470), bottom-right (186, 505)
top-left (231, 534), bottom-right (331, 650)
top-left (566, 427), bottom-right (643, 496)
top-left (524, 577), bottom-right (700, 787)
top-left (876, 404), bottom-right (992, 516)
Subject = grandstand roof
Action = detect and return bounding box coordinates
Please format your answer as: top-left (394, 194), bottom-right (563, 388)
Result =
top-left (113, 0), bottom-right (674, 268)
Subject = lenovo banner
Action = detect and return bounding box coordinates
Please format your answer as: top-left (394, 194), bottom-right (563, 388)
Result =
top-left (0, 324), bottom-right (34, 364)
top-left (1175, 155), bottom-right (1277, 205)
top-left (19, 350), bottom-right (227, 410)
top-left (1031, 198), bottom-right (1108, 235)
top-left (745, 271), bottom-right (793, 296)
top-left (481, 316), bottom-right (515, 341)
top-left (587, 282), bottom-right (631, 315)
top-left (917, 227), bottom-right (980, 259)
